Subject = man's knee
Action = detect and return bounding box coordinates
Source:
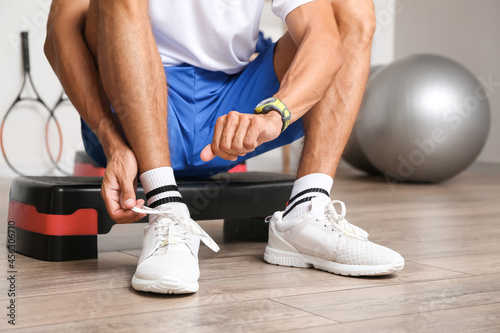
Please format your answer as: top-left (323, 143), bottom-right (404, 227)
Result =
top-left (333, 0), bottom-right (376, 49)
top-left (85, 0), bottom-right (99, 59)
top-left (87, 0), bottom-right (149, 59)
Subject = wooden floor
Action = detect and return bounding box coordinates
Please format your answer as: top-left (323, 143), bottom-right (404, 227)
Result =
top-left (1, 163), bottom-right (499, 332)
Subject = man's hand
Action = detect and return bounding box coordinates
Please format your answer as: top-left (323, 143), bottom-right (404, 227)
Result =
top-left (101, 147), bottom-right (147, 223)
top-left (200, 111), bottom-right (282, 161)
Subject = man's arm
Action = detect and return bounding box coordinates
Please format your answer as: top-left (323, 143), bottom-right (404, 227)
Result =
top-left (44, 0), bottom-right (146, 223)
top-left (201, 0), bottom-right (342, 161)
top-left (275, 0), bottom-right (343, 122)
top-left (44, 0), bottom-right (125, 158)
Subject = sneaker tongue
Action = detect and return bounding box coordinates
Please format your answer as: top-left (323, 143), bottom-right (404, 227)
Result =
top-left (309, 196), bottom-right (331, 217)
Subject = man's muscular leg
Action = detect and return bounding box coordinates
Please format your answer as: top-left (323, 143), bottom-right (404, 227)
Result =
top-left (85, 0), bottom-right (216, 294)
top-left (85, 0), bottom-right (189, 224)
top-left (272, 0), bottom-right (375, 219)
top-left (86, 0), bottom-right (170, 172)
top-left (264, 0), bottom-right (403, 276)
top-left (275, 0), bottom-right (376, 179)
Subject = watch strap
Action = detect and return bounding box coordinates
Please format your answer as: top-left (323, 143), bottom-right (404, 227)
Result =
top-left (254, 97), bottom-right (291, 133)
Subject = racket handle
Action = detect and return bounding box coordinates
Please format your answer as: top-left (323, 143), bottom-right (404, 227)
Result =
top-left (21, 31), bottom-right (30, 72)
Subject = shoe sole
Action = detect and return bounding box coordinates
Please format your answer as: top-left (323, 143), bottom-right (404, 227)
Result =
top-left (264, 246), bottom-right (404, 276)
top-left (132, 275), bottom-right (199, 294)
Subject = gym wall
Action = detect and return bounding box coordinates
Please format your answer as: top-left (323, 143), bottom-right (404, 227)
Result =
top-left (394, 0), bottom-right (500, 163)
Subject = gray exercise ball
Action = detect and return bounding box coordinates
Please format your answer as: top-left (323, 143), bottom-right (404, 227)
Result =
top-left (342, 65), bottom-right (384, 174)
top-left (357, 54), bottom-right (490, 183)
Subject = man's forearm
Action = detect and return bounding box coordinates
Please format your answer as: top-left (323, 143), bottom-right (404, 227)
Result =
top-left (274, 0), bottom-right (343, 123)
top-left (44, 0), bottom-right (128, 158)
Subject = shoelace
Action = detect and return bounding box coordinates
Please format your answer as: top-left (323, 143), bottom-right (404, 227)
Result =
top-left (154, 217), bottom-right (182, 248)
top-left (132, 206), bottom-right (220, 252)
top-left (320, 200), bottom-right (369, 239)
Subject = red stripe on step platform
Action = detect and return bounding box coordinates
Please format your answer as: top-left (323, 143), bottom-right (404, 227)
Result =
top-left (228, 164), bottom-right (247, 173)
top-left (8, 201), bottom-right (98, 236)
top-left (73, 162), bottom-right (105, 177)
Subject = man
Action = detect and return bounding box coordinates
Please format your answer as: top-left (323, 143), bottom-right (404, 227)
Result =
top-left (45, 0), bottom-right (404, 294)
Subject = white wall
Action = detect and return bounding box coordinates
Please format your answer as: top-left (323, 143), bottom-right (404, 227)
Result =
top-left (0, 0), bottom-right (83, 177)
top-left (393, 0), bottom-right (500, 163)
top-left (372, 0), bottom-right (396, 65)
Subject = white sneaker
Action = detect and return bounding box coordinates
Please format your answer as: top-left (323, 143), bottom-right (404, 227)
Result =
top-left (131, 205), bottom-right (219, 294)
top-left (264, 197), bottom-right (404, 276)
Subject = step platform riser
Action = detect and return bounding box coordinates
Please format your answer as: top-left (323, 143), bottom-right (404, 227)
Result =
top-left (7, 172), bottom-right (294, 261)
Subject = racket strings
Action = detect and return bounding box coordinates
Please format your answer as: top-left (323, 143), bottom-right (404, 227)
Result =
top-left (2, 31), bottom-right (71, 177)
top-left (0, 102), bottom-right (57, 176)
top-left (45, 92), bottom-right (71, 176)
top-left (1, 88), bottom-right (67, 177)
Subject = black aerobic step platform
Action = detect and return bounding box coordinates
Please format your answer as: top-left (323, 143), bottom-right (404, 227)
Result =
top-left (8, 172), bottom-right (294, 261)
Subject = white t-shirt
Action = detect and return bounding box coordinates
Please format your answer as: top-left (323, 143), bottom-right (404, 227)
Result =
top-left (149, 0), bottom-right (316, 74)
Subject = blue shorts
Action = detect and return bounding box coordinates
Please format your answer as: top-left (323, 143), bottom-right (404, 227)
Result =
top-left (81, 43), bottom-right (304, 178)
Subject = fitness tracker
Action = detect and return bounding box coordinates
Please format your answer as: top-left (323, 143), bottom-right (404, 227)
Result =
top-left (254, 97), bottom-right (291, 133)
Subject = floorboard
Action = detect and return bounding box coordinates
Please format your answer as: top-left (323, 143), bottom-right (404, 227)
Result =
top-left (0, 162), bottom-right (499, 332)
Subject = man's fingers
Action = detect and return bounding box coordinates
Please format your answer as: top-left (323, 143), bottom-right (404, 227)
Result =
top-left (104, 195), bottom-right (146, 223)
top-left (211, 116), bottom-right (237, 160)
top-left (232, 117), bottom-right (253, 155)
top-left (211, 146), bottom-right (239, 161)
top-left (208, 113), bottom-right (240, 161)
top-left (113, 208), bottom-right (146, 224)
top-left (201, 143), bottom-right (239, 161)
top-left (102, 191), bottom-right (120, 219)
top-left (133, 199), bottom-right (147, 221)
top-left (211, 115), bottom-right (226, 155)
top-left (244, 116), bottom-right (264, 149)
top-left (100, 146), bottom-right (143, 224)
top-left (101, 192), bottom-right (130, 223)
top-left (200, 144), bottom-right (216, 161)
top-left (219, 111), bottom-right (239, 155)
top-left (216, 151), bottom-right (239, 161)
top-left (119, 178), bottom-right (137, 209)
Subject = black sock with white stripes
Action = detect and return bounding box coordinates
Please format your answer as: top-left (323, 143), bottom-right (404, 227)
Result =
top-left (282, 173), bottom-right (333, 221)
top-left (139, 167), bottom-right (187, 212)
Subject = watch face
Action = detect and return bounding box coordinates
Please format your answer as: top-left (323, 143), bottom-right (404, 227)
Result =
top-left (256, 97), bottom-right (276, 108)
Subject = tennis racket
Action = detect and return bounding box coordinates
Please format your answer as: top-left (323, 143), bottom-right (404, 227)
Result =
top-left (1, 31), bottom-right (63, 176)
top-left (46, 90), bottom-right (82, 176)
